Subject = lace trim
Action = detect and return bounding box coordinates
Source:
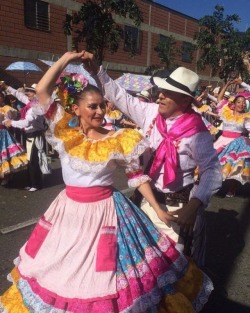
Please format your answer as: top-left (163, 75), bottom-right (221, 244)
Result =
top-left (128, 175), bottom-right (151, 188)
top-left (192, 272), bottom-right (214, 312)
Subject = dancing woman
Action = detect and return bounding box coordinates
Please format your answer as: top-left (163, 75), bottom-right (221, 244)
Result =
top-left (0, 92), bottom-right (27, 185)
top-left (0, 51), bottom-right (213, 313)
top-left (214, 95), bottom-right (250, 197)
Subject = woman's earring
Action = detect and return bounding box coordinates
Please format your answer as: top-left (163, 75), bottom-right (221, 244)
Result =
top-left (68, 116), bottom-right (79, 128)
top-left (101, 117), bottom-right (107, 127)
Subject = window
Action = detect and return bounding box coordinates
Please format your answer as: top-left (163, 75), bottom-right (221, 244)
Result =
top-left (124, 25), bottom-right (142, 54)
top-left (24, 0), bottom-right (50, 32)
top-left (182, 42), bottom-right (194, 63)
top-left (159, 34), bottom-right (171, 45)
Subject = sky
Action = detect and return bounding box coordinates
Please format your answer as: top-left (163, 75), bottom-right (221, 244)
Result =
top-left (155, 0), bottom-right (250, 31)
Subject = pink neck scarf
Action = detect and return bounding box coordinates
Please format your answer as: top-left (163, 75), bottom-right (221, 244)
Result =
top-left (21, 103), bottom-right (31, 120)
top-left (149, 110), bottom-right (208, 187)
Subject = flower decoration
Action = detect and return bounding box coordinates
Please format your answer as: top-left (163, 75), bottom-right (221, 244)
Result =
top-left (57, 73), bottom-right (89, 114)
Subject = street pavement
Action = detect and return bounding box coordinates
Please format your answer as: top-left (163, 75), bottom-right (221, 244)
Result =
top-left (0, 157), bottom-right (250, 312)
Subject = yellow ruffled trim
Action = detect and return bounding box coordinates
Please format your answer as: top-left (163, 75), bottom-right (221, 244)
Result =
top-left (222, 161), bottom-right (250, 179)
top-left (157, 292), bottom-right (195, 313)
top-left (54, 113), bottom-right (143, 162)
top-left (222, 105), bottom-right (250, 123)
top-left (106, 110), bottom-right (122, 119)
top-left (0, 105), bottom-right (15, 114)
top-left (209, 126), bottom-right (219, 135)
top-left (0, 155), bottom-right (27, 176)
top-left (175, 259), bottom-right (203, 301)
top-left (156, 259), bottom-right (204, 313)
top-left (197, 104), bottom-right (210, 113)
top-left (0, 284), bottom-right (29, 313)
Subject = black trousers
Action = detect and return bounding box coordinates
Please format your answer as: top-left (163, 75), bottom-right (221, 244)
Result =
top-left (27, 137), bottom-right (43, 189)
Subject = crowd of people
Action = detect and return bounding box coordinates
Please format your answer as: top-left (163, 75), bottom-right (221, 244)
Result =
top-left (0, 50), bottom-right (250, 312)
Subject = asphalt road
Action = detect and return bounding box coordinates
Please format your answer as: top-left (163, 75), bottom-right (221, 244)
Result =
top-left (0, 157), bottom-right (250, 313)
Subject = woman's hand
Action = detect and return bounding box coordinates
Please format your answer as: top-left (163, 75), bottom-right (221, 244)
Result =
top-left (59, 50), bottom-right (85, 65)
top-left (3, 119), bottom-right (12, 128)
top-left (156, 209), bottom-right (178, 227)
top-left (234, 78), bottom-right (243, 85)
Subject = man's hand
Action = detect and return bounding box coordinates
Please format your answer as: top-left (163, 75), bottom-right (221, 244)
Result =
top-left (156, 209), bottom-right (178, 227)
top-left (81, 51), bottom-right (99, 75)
top-left (0, 81), bottom-right (7, 91)
top-left (233, 78), bottom-right (243, 85)
top-left (168, 198), bottom-right (202, 235)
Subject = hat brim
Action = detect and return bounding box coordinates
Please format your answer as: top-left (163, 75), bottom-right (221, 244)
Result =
top-left (136, 93), bottom-right (149, 101)
top-left (153, 76), bottom-right (201, 107)
top-left (25, 87), bottom-right (36, 92)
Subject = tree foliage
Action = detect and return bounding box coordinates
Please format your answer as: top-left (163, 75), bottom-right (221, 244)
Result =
top-left (63, 0), bottom-right (143, 65)
top-left (144, 35), bottom-right (179, 75)
top-left (195, 5), bottom-right (250, 82)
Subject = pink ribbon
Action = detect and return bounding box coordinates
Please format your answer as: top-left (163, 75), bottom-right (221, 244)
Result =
top-left (149, 110), bottom-right (208, 187)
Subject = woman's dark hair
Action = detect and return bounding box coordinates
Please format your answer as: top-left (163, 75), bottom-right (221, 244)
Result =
top-left (233, 95), bottom-right (245, 104)
top-left (74, 84), bottom-right (103, 105)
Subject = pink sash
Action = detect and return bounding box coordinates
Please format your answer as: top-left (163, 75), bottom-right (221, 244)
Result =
top-left (222, 131), bottom-right (241, 138)
top-left (149, 110), bottom-right (208, 187)
top-left (66, 185), bottom-right (113, 203)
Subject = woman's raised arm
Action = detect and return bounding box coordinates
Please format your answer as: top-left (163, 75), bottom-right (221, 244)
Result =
top-left (36, 51), bottom-right (85, 108)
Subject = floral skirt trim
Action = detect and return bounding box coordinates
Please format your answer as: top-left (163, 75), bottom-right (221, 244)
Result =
top-left (0, 129), bottom-right (27, 177)
top-left (1, 262), bottom-right (212, 313)
top-left (0, 191), bottom-right (213, 312)
top-left (218, 137), bottom-right (250, 184)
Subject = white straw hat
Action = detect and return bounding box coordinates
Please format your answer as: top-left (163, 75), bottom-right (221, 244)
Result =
top-left (25, 83), bottom-right (37, 92)
top-left (153, 67), bottom-right (200, 98)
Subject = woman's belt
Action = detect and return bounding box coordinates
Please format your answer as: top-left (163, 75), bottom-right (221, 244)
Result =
top-left (222, 131), bottom-right (241, 138)
top-left (66, 185), bottom-right (113, 203)
top-left (152, 184), bottom-right (193, 206)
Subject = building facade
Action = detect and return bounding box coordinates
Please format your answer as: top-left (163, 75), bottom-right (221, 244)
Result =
top-left (0, 0), bottom-right (220, 87)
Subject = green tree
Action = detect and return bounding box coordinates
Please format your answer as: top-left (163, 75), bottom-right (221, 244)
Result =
top-left (195, 5), bottom-right (250, 82)
top-left (63, 0), bottom-right (143, 65)
top-left (144, 35), bottom-right (179, 75)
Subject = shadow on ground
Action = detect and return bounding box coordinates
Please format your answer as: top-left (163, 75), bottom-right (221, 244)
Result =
top-left (5, 158), bottom-right (63, 190)
top-left (201, 182), bottom-right (250, 313)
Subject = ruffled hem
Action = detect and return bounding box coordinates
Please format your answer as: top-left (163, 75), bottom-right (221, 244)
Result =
top-left (1, 261), bottom-right (212, 313)
top-left (0, 155), bottom-right (27, 177)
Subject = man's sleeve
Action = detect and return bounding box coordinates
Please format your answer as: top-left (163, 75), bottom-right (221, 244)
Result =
top-left (189, 132), bottom-right (223, 207)
top-left (11, 110), bottom-right (34, 129)
top-left (241, 82), bottom-right (250, 92)
top-left (207, 93), bottom-right (218, 104)
top-left (6, 86), bottom-right (29, 104)
top-left (97, 66), bottom-right (158, 130)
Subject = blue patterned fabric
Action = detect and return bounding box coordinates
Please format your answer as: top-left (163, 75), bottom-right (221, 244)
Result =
top-left (218, 136), bottom-right (250, 183)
